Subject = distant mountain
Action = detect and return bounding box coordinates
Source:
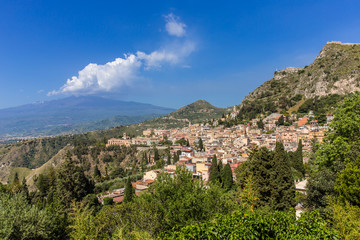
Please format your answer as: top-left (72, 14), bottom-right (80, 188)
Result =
top-left (236, 41), bottom-right (360, 119)
top-left (0, 96), bottom-right (174, 139)
top-left (44, 113), bottom-right (163, 135)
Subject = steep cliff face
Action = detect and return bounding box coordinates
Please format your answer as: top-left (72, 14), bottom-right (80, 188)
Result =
top-left (242, 42), bottom-right (360, 107)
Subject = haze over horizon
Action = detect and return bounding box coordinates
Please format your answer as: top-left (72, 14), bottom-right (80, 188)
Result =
top-left (1, 0), bottom-right (360, 109)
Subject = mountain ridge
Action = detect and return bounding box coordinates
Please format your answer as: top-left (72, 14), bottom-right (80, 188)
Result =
top-left (234, 41), bottom-right (360, 120)
top-left (243, 41), bottom-right (360, 104)
top-left (0, 96), bottom-right (175, 140)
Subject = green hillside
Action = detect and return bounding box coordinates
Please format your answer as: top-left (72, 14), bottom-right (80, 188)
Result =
top-left (236, 42), bottom-right (360, 120)
top-left (141, 100), bottom-right (228, 129)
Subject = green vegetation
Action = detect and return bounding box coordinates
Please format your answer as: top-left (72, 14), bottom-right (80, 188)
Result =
top-left (289, 140), bottom-right (306, 179)
top-left (236, 143), bottom-right (297, 211)
top-left (55, 159), bottom-right (94, 208)
top-left (297, 94), bottom-right (345, 115)
top-left (0, 192), bottom-right (68, 239)
top-left (306, 92), bottom-right (360, 238)
top-left (0, 135), bottom-right (72, 169)
top-left (209, 155), bottom-right (233, 191)
top-left (161, 210), bottom-right (338, 239)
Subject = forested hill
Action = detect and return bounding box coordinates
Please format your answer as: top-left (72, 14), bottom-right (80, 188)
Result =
top-left (170, 100), bottom-right (226, 121)
top-left (138, 100), bottom-right (228, 129)
top-left (235, 41), bottom-right (360, 120)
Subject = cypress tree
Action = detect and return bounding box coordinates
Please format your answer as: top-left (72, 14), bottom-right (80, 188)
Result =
top-left (142, 152), bottom-right (148, 165)
top-left (277, 115), bottom-right (285, 126)
top-left (166, 148), bottom-right (171, 165)
top-left (198, 138), bottom-right (204, 151)
top-left (295, 140), bottom-right (305, 176)
top-left (248, 147), bottom-right (274, 208)
top-left (124, 177), bottom-right (134, 203)
top-left (21, 177), bottom-right (30, 202)
top-left (93, 165), bottom-right (101, 179)
top-left (209, 155), bottom-right (220, 184)
top-left (173, 152), bottom-right (177, 163)
top-left (222, 163), bottom-right (233, 190)
top-left (186, 139), bottom-right (190, 147)
top-left (13, 172), bottom-right (19, 184)
top-left (271, 142), bottom-right (296, 211)
top-left (218, 160), bottom-right (223, 184)
top-left (154, 148), bottom-right (160, 161)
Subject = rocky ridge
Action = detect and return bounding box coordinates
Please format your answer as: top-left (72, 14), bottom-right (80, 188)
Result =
top-left (242, 41), bottom-right (360, 107)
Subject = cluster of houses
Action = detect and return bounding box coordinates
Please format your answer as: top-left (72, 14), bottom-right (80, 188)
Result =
top-left (107, 111), bottom-right (331, 157)
top-left (100, 111), bottom-right (332, 204)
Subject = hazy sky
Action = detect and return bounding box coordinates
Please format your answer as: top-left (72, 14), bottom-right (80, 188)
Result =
top-left (1, 0), bottom-right (360, 109)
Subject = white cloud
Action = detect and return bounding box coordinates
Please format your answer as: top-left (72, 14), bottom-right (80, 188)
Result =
top-left (48, 14), bottom-right (195, 96)
top-left (48, 54), bottom-right (141, 96)
top-left (137, 50), bottom-right (178, 69)
top-left (165, 13), bottom-right (186, 37)
top-left (137, 41), bottom-right (195, 69)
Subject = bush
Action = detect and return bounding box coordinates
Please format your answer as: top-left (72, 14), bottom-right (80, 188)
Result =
top-left (103, 197), bottom-right (114, 205)
top-left (160, 210), bottom-right (339, 239)
top-left (0, 193), bottom-right (67, 239)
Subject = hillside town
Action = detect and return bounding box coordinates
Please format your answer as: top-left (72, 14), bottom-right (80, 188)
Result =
top-left (100, 110), bottom-right (331, 203)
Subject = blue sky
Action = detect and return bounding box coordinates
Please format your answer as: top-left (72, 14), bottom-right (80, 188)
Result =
top-left (1, 0), bottom-right (360, 109)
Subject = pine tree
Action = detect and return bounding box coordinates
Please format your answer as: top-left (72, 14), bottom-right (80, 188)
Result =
top-left (271, 142), bottom-right (296, 211)
top-left (222, 163), bottom-right (233, 190)
top-left (56, 160), bottom-right (94, 208)
top-left (209, 155), bottom-right (220, 184)
top-left (238, 174), bottom-right (259, 212)
top-left (124, 177), bottom-right (134, 203)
